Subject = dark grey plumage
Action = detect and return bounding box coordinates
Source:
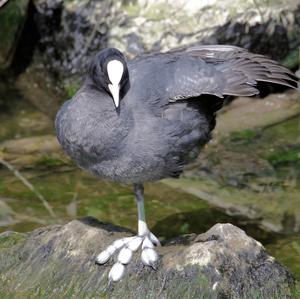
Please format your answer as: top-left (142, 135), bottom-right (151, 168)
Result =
top-left (55, 45), bottom-right (298, 281)
top-left (56, 45), bottom-right (298, 184)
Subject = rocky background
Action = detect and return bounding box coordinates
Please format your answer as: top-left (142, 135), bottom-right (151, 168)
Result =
top-left (1, 0), bottom-right (299, 111)
top-left (0, 0), bottom-right (300, 298)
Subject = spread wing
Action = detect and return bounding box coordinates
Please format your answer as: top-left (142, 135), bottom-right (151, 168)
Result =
top-left (165, 45), bottom-right (299, 101)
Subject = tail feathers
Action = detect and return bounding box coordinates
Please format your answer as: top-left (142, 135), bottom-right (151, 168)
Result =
top-left (217, 55), bottom-right (299, 96)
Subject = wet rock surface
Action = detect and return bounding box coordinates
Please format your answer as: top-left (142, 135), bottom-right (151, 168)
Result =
top-left (0, 218), bottom-right (295, 298)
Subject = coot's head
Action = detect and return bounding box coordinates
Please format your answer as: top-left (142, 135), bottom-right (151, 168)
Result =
top-left (88, 48), bottom-right (130, 108)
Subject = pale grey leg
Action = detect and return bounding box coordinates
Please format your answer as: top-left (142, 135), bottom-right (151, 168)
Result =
top-left (96, 183), bottom-right (160, 282)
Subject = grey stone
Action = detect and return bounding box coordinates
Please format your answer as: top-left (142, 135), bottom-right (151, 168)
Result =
top-left (0, 218), bottom-right (295, 298)
top-left (31, 0), bottom-right (300, 86)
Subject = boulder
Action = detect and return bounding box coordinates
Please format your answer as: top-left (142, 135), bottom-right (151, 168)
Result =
top-left (0, 217), bottom-right (295, 298)
top-left (32, 0), bottom-right (299, 83)
top-left (5, 0), bottom-right (298, 110)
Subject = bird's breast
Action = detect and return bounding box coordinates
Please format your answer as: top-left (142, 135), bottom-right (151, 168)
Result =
top-left (56, 95), bottom-right (133, 168)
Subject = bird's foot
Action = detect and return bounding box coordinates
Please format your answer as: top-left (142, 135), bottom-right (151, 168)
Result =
top-left (96, 231), bottom-right (160, 282)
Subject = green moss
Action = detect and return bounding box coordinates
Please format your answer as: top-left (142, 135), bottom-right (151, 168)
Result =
top-left (266, 237), bottom-right (300, 280)
top-left (266, 147), bottom-right (300, 167)
top-left (122, 1), bottom-right (140, 17)
top-left (64, 80), bottom-right (80, 98)
top-left (0, 232), bottom-right (24, 249)
top-left (35, 155), bottom-right (71, 168)
top-left (163, 269), bottom-right (214, 299)
top-left (293, 283), bottom-right (300, 298)
top-left (281, 48), bottom-right (299, 70)
top-left (229, 129), bottom-right (258, 142)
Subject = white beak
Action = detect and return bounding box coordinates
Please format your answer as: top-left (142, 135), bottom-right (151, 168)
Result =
top-left (108, 83), bottom-right (120, 108)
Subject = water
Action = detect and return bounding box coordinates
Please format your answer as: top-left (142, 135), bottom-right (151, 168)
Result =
top-left (0, 85), bottom-right (299, 281)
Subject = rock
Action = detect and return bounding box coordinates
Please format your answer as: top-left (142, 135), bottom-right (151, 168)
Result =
top-left (214, 90), bottom-right (300, 136)
top-left (2, 0), bottom-right (297, 110)
top-left (0, 218), bottom-right (295, 298)
top-left (0, 0), bottom-right (29, 70)
top-left (26, 0), bottom-right (300, 93)
top-left (2, 1), bottom-right (299, 109)
top-left (0, 135), bottom-right (70, 168)
top-left (15, 67), bottom-right (66, 118)
top-left (0, 135), bottom-right (60, 155)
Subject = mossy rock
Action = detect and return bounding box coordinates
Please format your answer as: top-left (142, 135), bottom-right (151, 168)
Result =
top-left (0, 219), bottom-right (296, 298)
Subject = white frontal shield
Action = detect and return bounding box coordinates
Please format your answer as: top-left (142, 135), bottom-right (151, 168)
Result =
top-left (107, 60), bottom-right (124, 108)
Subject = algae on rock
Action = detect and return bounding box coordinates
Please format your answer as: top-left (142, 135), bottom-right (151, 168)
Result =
top-left (0, 218), bottom-right (296, 298)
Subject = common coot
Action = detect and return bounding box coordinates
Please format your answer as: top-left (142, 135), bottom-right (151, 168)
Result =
top-left (55, 45), bottom-right (299, 281)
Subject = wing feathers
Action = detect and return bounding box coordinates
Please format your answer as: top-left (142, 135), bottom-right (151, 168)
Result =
top-left (140, 45), bottom-right (299, 103)
top-left (210, 47), bottom-right (299, 96)
top-left (169, 45), bottom-right (299, 100)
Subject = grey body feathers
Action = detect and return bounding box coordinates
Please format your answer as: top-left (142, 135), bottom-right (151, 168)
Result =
top-left (55, 46), bottom-right (298, 183)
